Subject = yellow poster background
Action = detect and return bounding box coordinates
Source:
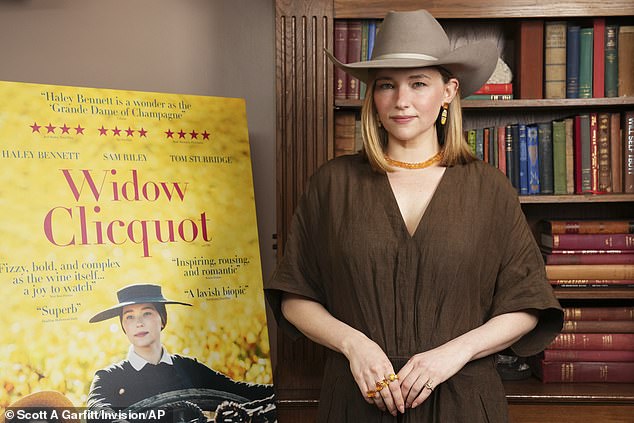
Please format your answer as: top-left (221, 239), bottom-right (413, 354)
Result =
top-left (0, 81), bottom-right (271, 409)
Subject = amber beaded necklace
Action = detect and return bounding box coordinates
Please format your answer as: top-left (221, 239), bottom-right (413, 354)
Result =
top-left (384, 151), bottom-right (443, 169)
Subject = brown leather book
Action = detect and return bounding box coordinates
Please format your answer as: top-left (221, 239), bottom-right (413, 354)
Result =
top-left (618, 26), bottom-right (634, 96)
top-left (516, 20), bottom-right (544, 99)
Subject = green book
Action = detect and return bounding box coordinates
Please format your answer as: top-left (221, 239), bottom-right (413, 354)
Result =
top-left (538, 122), bottom-right (554, 194)
top-left (579, 28), bottom-right (594, 98)
top-left (552, 120), bottom-right (567, 194)
top-left (605, 24), bottom-right (619, 98)
top-left (467, 129), bottom-right (477, 155)
top-left (359, 20), bottom-right (369, 99)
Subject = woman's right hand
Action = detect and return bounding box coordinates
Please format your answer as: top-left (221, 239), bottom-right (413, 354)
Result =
top-left (343, 334), bottom-right (405, 416)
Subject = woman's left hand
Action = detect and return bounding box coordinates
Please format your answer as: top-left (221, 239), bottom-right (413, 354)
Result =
top-left (397, 344), bottom-right (469, 409)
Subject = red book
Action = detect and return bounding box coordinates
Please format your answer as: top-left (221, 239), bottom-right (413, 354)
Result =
top-left (474, 83), bottom-right (513, 95)
top-left (564, 306), bottom-right (634, 321)
top-left (548, 333), bottom-right (634, 350)
top-left (593, 18), bottom-right (605, 98)
top-left (550, 279), bottom-right (634, 288)
top-left (517, 20), bottom-right (544, 99)
top-left (547, 249), bottom-right (634, 254)
top-left (497, 125), bottom-right (506, 175)
top-left (589, 112), bottom-right (599, 193)
top-left (541, 233), bottom-right (634, 250)
top-left (544, 253), bottom-right (634, 265)
top-left (333, 20), bottom-right (348, 100)
top-left (543, 349), bottom-right (634, 362)
top-left (562, 320), bottom-right (634, 333)
top-left (541, 219), bottom-right (634, 234)
top-left (345, 20), bottom-right (362, 99)
top-left (534, 360), bottom-right (634, 383)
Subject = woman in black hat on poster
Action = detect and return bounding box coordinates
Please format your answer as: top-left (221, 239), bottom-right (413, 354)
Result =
top-left (265, 9), bottom-right (562, 423)
top-left (86, 283), bottom-right (274, 421)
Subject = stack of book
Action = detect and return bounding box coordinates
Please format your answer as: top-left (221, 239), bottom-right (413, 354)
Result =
top-left (540, 219), bottom-right (634, 286)
top-left (532, 306), bottom-right (634, 383)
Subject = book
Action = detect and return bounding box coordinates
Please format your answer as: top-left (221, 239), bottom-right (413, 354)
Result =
top-left (475, 128), bottom-right (484, 160)
top-left (473, 83), bottom-right (513, 95)
top-left (526, 124), bottom-right (540, 194)
top-left (467, 129), bottom-right (477, 156)
top-left (541, 219), bottom-right (634, 234)
top-left (618, 26), bottom-right (634, 97)
top-left (463, 94), bottom-right (514, 100)
top-left (552, 120), bottom-right (566, 194)
top-left (605, 24), bottom-right (619, 98)
top-left (497, 125), bottom-right (507, 175)
top-left (367, 20), bottom-right (377, 59)
top-left (577, 114), bottom-right (592, 193)
top-left (346, 20), bottom-right (362, 99)
top-left (534, 360), bottom-right (634, 383)
top-left (544, 21), bottom-right (567, 99)
top-left (545, 264), bottom-right (634, 280)
top-left (541, 233), bottom-right (634, 249)
top-left (518, 124), bottom-right (528, 195)
top-left (537, 122), bottom-right (553, 194)
top-left (564, 117), bottom-right (575, 194)
top-left (564, 306), bottom-right (634, 321)
top-left (543, 349), bottom-right (634, 362)
top-left (562, 320), bottom-right (634, 333)
top-left (334, 111), bottom-right (357, 156)
top-left (566, 25), bottom-right (580, 98)
top-left (550, 279), bottom-right (634, 288)
top-left (589, 113), bottom-right (599, 193)
top-left (610, 112), bottom-right (623, 192)
top-left (517, 20), bottom-right (544, 99)
top-left (333, 20), bottom-right (348, 100)
top-left (511, 124), bottom-right (520, 191)
top-left (544, 253), bottom-right (634, 265)
top-left (597, 112), bottom-right (611, 192)
top-left (359, 21), bottom-right (369, 99)
top-left (549, 333), bottom-right (634, 350)
top-left (593, 18), bottom-right (605, 98)
top-left (505, 124), bottom-right (515, 186)
top-left (625, 111), bottom-right (634, 193)
top-left (579, 27), bottom-right (593, 98)
top-left (483, 127), bottom-right (490, 163)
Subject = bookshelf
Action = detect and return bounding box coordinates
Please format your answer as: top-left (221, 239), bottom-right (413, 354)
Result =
top-left (275, 1), bottom-right (634, 421)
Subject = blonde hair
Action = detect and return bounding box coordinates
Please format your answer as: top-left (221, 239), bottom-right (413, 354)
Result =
top-left (361, 67), bottom-right (476, 173)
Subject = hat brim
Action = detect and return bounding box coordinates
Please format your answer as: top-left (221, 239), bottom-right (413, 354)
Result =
top-left (89, 299), bottom-right (192, 323)
top-left (326, 40), bottom-right (498, 98)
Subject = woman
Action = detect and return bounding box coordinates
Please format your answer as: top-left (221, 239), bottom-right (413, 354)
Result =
top-left (265, 9), bottom-right (563, 422)
top-left (86, 283), bottom-right (274, 420)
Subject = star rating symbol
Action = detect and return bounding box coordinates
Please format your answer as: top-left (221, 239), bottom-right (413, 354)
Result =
top-left (112, 126), bottom-right (122, 136)
top-left (165, 129), bottom-right (174, 139)
top-left (126, 127), bottom-right (135, 137)
top-left (75, 125), bottom-right (85, 135)
top-left (60, 124), bottom-right (71, 134)
top-left (138, 128), bottom-right (148, 137)
top-left (30, 122), bottom-right (41, 133)
top-left (98, 125), bottom-right (108, 136)
top-left (202, 131), bottom-right (210, 140)
top-left (178, 130), bottom-right (186, 139)
top-left (189, 130), bottom-right (198, 139)
top-left (45, 123), bottom-right (56, 133)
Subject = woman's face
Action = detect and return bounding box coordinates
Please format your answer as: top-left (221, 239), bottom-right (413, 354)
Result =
top-left (122, 303), bottom-right (163, 350)
top-left (373, 67), bottom-right (457, 146)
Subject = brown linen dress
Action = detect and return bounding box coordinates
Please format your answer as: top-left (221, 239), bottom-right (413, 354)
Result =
top-left (266, 154), bottom-right (563, 422)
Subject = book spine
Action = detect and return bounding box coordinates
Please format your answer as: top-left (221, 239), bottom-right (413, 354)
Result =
top-left (359, 21), bottom-right (369, 99)
top-left (579, 114), bottom-right (592, 193)
top-left (564, 306), bottom-right (634, 321)
top-left (518, 124), bottom-right (528, 194)
top-left (597, 113), bottom-right (611, 192)
top-left (550, 279), bottom-right (634, 288)
top-left (564, 118), bottom-right (575, 194)
top-left (589, 113), bottom-right (599, 192)
top-left (464, 94), bottom-right (514, 100)
top-left (473, 83), bottom-right (513, 95)
top-left (538, 122), bottom-right (553, 194)
top-left (505, 124), bottom-right (515, 186)
top-left (483, 127), bottom-right (491, 163)
top-left (574, 115), bottom-right (582, 193)
top-left (544, 254), bottom-right (634, 265)
top-left (610, 112), bottom-right (623, 192)
top-left (593, 18), bottom-right (605, 98)
top-left (345, 20), bottom-right (362, 100)
top-left (562, 320), bottom-right (634, 333)
top-left (618, 26), bottom-right (634, 97)
top-left (334, 111), bottom-right (357, 156)
top-left (517, 20), bottom-right (544, 99)
top-left (544, 219), bottom-right (634, 234)
top-left (566, 25), bottom-right (580, 98)
top-left (604, 24), bottom-right (619, 98)
top-left (543, 233), bottom-right (634, 249)
top-left (497, 126), bottom-right (507, 175)
top-left (467, 129), bottom-right (477, 156)
top-left (333, 21), bottom-right (348, 100)
top-left (545, 21), bottom-right (567, 99)
top-left (552, 120), bottom-right (567, 194)
top-left (548, 333), bottom-right (634, 350)
top-left (536, 361), bottom-right (634, 383)
top-left (475, 128), bottom-right (484, 160)
top-left (367, 21), bottom-right (376, 59)
top-left (579, 28), bottom-right (594, 99)
top-left (511, 124), bottom-right (520, 192)
top-left (543, 349), bottom-right (634, 362)
top-left (527, 124), bottom-right (540, 194)
top-left (545, 264), bottom-right (634, 280)
top-left (625, 111), bottom-right (634, 193)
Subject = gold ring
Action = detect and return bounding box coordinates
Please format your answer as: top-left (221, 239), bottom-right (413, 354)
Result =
top-left (387, 373), bottom-right (398, 382)
top-left (375, 380), bottom-right (388, 391)
top-left (366, 390), bottom-right (377, 398)
top-left (424, 380), bottom-right (434, 391)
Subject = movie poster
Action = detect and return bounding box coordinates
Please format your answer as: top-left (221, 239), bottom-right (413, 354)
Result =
top-left (0, 81), bottom-right (275, 422)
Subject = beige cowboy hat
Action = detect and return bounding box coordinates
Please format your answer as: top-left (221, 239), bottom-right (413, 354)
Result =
top-left (325, 9), bottom-right (499, 97)
top-left (1, 391), bottom-right (78, 423)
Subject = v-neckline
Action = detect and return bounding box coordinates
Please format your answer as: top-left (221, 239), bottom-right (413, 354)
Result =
top-left (382, 165), bottom-right (450, 240)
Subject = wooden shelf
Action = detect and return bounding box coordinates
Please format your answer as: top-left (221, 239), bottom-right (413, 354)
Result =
top-left (519, 194), bottom-right (634, 204)
top-left (554, 288), bottom-right (634, 300)
top-left (336, 97), bottom-right (634, 110)
top-left (504, 377), bottom-right (634, 404)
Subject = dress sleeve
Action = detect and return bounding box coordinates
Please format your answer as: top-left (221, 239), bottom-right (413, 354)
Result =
top-left (489, 177), bottom-right (563, 357)
top-left (264, 173), bottom-right (327, 340)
